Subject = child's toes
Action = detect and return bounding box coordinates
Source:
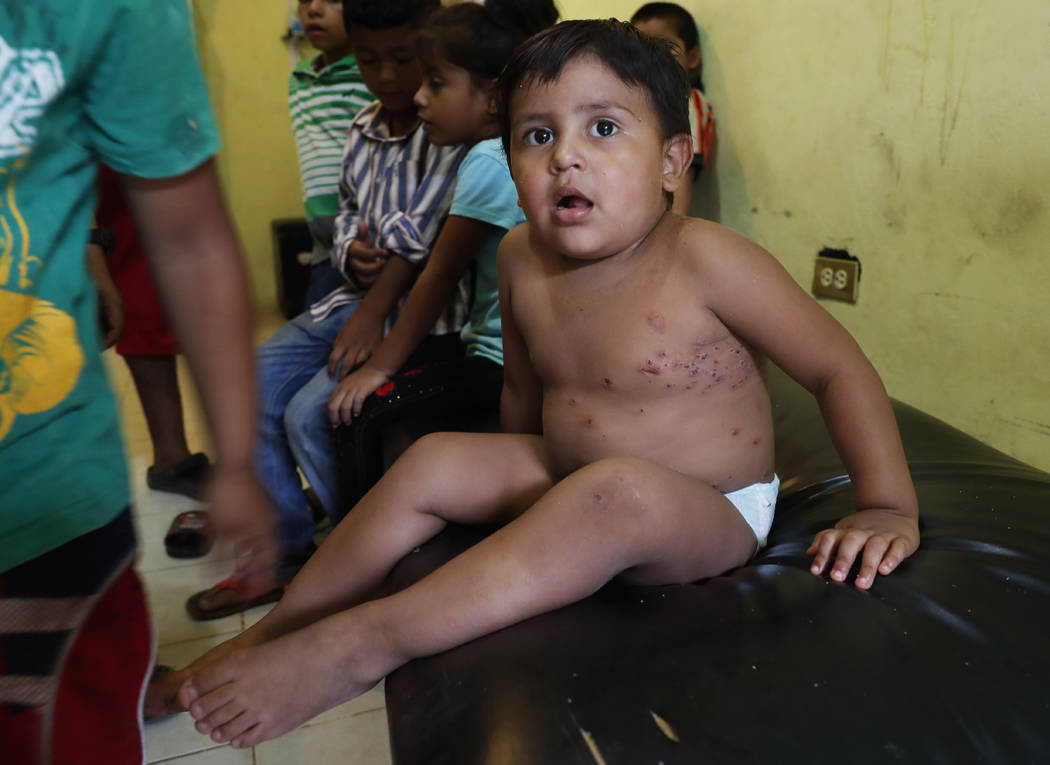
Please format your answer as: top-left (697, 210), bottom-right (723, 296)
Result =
top-left (189, 684), bottom-right (238, 723)
top-left (177, 680), bottom-right (199, 710)
top-left (212, 711), bottom-right (258, 744)
top-left (196, 701), bottom-right (245, 738)
top-left (231, 722), bottom-right (269, 749)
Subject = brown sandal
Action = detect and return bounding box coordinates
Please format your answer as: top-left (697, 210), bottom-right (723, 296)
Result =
top-left (185, 577), bottom-right (283, 621)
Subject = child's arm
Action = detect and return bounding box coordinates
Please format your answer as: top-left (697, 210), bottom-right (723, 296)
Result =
top-left (697, 224), bottom-right (918, 589)
top-left (345, 221), bottom-right (390, 288)
top-left (327, 253), bottom-right (417, 376)
top-left (497, 227), bottom-right (543, 434)
top-left (327, 144), bottom-right (466, 377)
top-left (86, 236), bottom-right (123, 349)
top-left (123, 160), bottom-right (277, 589)
top-left (328, 215), bottom-right (495, 423)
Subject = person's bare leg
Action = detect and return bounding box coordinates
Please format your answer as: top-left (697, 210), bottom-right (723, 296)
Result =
top-left (181, 455), bottom-right (758, 747)
top-left (144, 432), bottom-right (553, 718)
top-left (124, 354), bottom-right (191, 470)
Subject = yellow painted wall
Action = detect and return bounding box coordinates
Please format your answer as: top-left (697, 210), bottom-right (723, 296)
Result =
top-left (192, 0), bottom-right (305, 309)
top-left (196, 0), bottom-right (1050, 472)
top-left (560, 0), bottom-right (1049, 472)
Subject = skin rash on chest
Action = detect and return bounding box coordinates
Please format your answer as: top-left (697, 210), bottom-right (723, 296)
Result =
top-left (526, 300), bottom-right (775, 489)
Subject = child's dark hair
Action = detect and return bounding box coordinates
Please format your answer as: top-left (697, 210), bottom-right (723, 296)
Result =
top-left (630, 2), bottom-right (703, 90)
top-left (497, 19), bottom-right (690, 157)
top-left (416, 0), bottom-right (559, 88)
top-left (343, 0), bottom-right (439, 30)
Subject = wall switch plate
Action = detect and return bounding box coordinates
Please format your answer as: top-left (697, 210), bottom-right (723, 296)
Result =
top-left (812, 256), bottom-right (860, 303)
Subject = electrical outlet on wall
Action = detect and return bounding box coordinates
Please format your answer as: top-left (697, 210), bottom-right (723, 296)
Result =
top-left (811, 249), bottom-right (860, 303)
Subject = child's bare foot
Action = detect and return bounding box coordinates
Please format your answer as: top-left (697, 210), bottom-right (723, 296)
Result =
top-left (144, 664), bottom-right (193, 719)
top-left (178, 615), bottom-right (388, 747)
top-left (144, 627), bottom-right (269, 719)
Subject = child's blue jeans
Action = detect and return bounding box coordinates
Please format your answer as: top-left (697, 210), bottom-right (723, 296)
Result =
top-left (254, 302), bottom-right (358, 564)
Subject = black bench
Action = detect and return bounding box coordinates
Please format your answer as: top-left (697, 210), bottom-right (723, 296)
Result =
top-left (379, 366), bottom-right (1050, 764)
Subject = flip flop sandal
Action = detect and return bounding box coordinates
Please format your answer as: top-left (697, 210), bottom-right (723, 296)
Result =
top-left (185, 577), bottom-right (284, 621)
top-left (147, 452), bottom-right (211, 500)
top-left (164, 510), bottom-right (212, 559)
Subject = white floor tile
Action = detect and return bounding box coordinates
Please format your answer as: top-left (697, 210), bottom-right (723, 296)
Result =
top-left (146, 634), bottom-right (239, 763)
top-left (141, 564), bottom-right (245, 645)
top-left (150, 746), bottom-right (253, 765)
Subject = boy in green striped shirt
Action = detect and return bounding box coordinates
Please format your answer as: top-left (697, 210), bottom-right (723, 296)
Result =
top-left (290, 0), bottom-right (373, 303)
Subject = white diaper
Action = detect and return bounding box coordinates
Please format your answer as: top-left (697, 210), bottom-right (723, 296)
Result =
top-left (724, 474), bottom-right (779, 550)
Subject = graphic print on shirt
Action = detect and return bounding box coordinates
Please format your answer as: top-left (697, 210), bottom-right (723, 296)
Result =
top-left (0, 35), bottom-right (64, 160)
top-left (0, 35), bottom-right (83, 444)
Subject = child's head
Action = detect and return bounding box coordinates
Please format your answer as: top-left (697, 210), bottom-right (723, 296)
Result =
top-left (413, 0), bottom-right (558, 146)
top-left (497, 20), bottom-right (692, 259)
top-left (342, 0), bottom-right (440, 117)
top-left (630, 2), bottom-right (703, 90)
top-left (298, 0), bottom-right (351, 64)
top-left (497, 19), bottom-right (690, 158)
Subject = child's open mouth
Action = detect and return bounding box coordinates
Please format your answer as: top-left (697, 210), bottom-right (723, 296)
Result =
top-left (554, 187), bottom-right (594, 219)
top-left (556, 195), bottom-right (593, 209)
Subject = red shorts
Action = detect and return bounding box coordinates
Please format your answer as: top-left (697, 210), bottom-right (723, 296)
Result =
top-left (97, 165), bottom-right (178, 357)
top-left (0, 510), bottom-right (152, 765)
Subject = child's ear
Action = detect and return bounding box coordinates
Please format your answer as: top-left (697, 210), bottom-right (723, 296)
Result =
top-left (661, 133), bottom-right (693, 194)
top-left (685, 45), bottom-right (702, 74)
top-left (485, 78), bottom-right (499, 117)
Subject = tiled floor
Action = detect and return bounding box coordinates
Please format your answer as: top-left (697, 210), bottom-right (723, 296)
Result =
top-left (106, 310), bottom-right (392, 764)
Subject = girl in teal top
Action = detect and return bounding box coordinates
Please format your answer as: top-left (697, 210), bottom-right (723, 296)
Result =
top-left (326, 0), bottom-right (559, 507)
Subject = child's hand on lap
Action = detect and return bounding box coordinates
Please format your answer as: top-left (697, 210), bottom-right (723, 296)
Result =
top-left (349, 221), bottom-right (389, 287)
top-left (327, 309), bottom-right (385, 378)
top-left (807, 509), bottom-right (920, 590)
top-left (328, 364), bottom-right (391, 425)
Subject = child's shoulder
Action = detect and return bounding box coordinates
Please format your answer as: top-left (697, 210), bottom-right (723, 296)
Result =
top-left (458, 139), bottom-right (511, 179)
top-left (464, 138), bottom-right (507, 163)
top-left (664, 214), bottom-right (766, 268)
top-left (496, 222), bottom-right (536, 271)
top-left (498, 221), bottom-right (531, 255)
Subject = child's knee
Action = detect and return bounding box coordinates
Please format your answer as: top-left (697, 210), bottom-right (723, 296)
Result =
top-left (574, 457), bottom-right (664, 519)
top-left (397, 432), bottom-right (462, 474)
top-left (283, 388), bottom-right (328, 442)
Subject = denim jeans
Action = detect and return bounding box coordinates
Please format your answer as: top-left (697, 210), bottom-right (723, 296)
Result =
top-left (254, 302), bottom-right (357, 559)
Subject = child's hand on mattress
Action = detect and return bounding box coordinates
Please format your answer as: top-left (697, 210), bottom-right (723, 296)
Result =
top-left (806, 508), bottom-right (919, 590)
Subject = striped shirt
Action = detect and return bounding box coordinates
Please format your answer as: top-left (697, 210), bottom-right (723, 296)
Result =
top-left (309, 101), bottom-right (468, 334)
top-left (289, 54), bottom-right (372, 224)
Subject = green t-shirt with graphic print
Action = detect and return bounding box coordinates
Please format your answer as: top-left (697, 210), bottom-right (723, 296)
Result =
top-left (0, 1), bottom-right (220, 571)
